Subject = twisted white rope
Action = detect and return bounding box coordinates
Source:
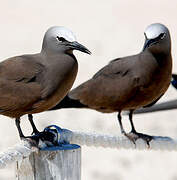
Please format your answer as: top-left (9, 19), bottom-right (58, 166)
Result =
top-left (0, 130), bottom-right (176, 168)
top-left (66, 131), bottom-right (177, 150)
top-left (0, 141), bottom-right (38, 168)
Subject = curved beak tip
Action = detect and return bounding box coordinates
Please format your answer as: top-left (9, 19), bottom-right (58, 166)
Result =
top-left (71, 41), bottom-right (91, 55)
top-left (85, 49), bottom-right (92, 55)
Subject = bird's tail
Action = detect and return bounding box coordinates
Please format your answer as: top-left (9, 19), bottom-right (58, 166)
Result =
top-left (134, 99), bottom-right (177, 114)
top-left (49, 95), bottom-right (87, 111)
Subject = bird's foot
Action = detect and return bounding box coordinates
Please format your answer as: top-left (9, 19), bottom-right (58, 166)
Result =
top-left (31, 129), bottom-right (40, 135)
top-left (20, 135), bottom-right (39, 147)
top-left (38, 129), bottom-right (58, 147)
top-left (20, 129), bottom-right (58, 148)
top-left (20, 125), bottom-right (73, 149)
top-left (123, 131), bottom-right (153, 148)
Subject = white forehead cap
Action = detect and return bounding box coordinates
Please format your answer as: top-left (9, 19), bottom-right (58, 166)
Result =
top-left (46, 26), bottom-right (77, 42)
top-left (144, 23), bottom-right (168, 39)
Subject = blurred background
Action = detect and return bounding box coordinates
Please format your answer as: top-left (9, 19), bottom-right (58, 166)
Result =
top-left (0, 0), bottom-right (177, 179)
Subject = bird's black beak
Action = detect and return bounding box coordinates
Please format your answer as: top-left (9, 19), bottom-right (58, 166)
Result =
top-left (143, 39), bottom-right (152, 51)
top-left (69, 41), bottom-right (91, 55)
top-left (143, 37), bottom-right (159, 51)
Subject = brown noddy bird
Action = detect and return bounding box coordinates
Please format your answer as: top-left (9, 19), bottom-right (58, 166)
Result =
top-left (0, 26), bottom-right (91, 140)
top-left (50, 23), bottom-right (172, 145)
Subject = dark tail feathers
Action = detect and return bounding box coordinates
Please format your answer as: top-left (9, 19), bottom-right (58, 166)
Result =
top-left (49, 95), bottom-right (87, 111)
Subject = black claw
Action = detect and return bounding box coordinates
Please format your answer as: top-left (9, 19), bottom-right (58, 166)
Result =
top-left (124, 131), bottom-right (153, 148)
top-left (39, 130), bottom-right (58, 146)
top-left (21, 135), bottom-right (40, 147)
top-left (31, 129), bottom-right (40, 135)
top-left (19, 128), bottom-right (59, 148)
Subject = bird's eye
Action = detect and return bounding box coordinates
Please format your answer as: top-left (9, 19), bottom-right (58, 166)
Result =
top-left (56, 36), bottom-right (66, 42)
top-left (159, 33), bottom-right (165, 40)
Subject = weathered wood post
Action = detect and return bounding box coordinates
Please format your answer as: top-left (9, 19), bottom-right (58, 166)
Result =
top-left (15, 144), bottom-right (81, 180)
top-left (15, 125), bottom-right (81, 180)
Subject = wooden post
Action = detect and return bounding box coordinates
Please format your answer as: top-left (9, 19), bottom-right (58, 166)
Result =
top-left (15, 145), bottom-right (81, 180)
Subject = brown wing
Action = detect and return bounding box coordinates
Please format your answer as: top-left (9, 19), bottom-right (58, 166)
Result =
top-left (69, 56), bottom-right (137, 110)
top-left (69, 52), bottom-right (159, 111)
top-left (0, 55), bottom-right (44, 82)
top-left (0, 55), bottom-right (44, 112)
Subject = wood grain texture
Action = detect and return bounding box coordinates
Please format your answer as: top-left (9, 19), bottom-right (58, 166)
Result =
top-left (15, 147), bottom-right (81, 180)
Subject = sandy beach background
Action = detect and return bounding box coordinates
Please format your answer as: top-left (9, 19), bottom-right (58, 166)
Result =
top-left (0, 0), bottom-right (177, 179)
